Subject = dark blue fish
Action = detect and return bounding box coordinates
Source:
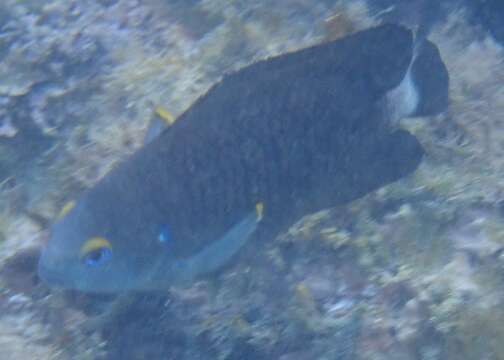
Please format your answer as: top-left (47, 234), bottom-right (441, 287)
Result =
top-left (38, 24), bottom-right (449, 293)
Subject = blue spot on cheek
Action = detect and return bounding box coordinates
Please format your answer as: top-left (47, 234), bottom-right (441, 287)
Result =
top-left (158, 224), bottom-right (172, 245)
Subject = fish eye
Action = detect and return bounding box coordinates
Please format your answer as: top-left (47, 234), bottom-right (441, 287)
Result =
top-left (80, 237), bottom-right (113, 267)
top-left (82, 247), bottom-right (112, 266)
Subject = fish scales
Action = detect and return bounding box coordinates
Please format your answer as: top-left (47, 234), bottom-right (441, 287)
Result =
top-left (130, 24), bottom-right (414, 241)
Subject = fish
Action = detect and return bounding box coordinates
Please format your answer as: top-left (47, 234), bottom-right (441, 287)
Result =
top-left (38, 24), bottom-right (449, 293)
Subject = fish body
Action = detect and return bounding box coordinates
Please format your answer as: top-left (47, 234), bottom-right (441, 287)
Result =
top-left (38, 24), bottom-right (449, 293)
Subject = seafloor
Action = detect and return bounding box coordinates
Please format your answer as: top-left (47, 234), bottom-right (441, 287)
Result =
top-left (1, 0), bottom-right (504, 359)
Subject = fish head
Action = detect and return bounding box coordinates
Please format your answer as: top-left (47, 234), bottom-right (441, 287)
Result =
top-left (37, 193), bottom-right (182, 293)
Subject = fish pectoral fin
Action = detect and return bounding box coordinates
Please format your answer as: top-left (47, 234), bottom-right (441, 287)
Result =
top-left (144, 106), bottom-right (176, 144)
top-left (183, 209), bottom-right (262, 280)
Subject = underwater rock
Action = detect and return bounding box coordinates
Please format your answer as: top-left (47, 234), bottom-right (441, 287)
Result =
top-left (0, 1), bottom-right (109, 193)
top-left (0, 60), bottom-right (45, 98)
top-left (0, 116), bottom-right (17, 138)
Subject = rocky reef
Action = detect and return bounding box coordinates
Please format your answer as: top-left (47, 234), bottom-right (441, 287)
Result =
top-left (1, 0), bottom-right (504, 359)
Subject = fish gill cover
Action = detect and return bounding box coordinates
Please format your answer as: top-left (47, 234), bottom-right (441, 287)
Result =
top-left (0, 1), bottom-right (503, 359)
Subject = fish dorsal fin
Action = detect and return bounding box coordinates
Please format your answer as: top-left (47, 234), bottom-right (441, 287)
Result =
top-left (144, 106), bottom-right (176, 144)
top-left (175, 203), bottom-right (264, 284)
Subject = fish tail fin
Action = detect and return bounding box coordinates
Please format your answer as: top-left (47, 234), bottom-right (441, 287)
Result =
top-left (384, 0), bottom-right (449, 120)
top-left (407, 36), bottom-right (449, 117)
top-left (385, 34), bottom-right (449, 120)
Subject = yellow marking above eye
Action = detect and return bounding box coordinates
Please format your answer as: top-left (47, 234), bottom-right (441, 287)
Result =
top-left (57, 200), bottom-right (76, 220)
top-left (80, 237), bottom-right (113, 257)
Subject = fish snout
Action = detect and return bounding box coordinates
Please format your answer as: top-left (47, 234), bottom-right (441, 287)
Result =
top-left (37, 251), bottom-right (71, 288)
